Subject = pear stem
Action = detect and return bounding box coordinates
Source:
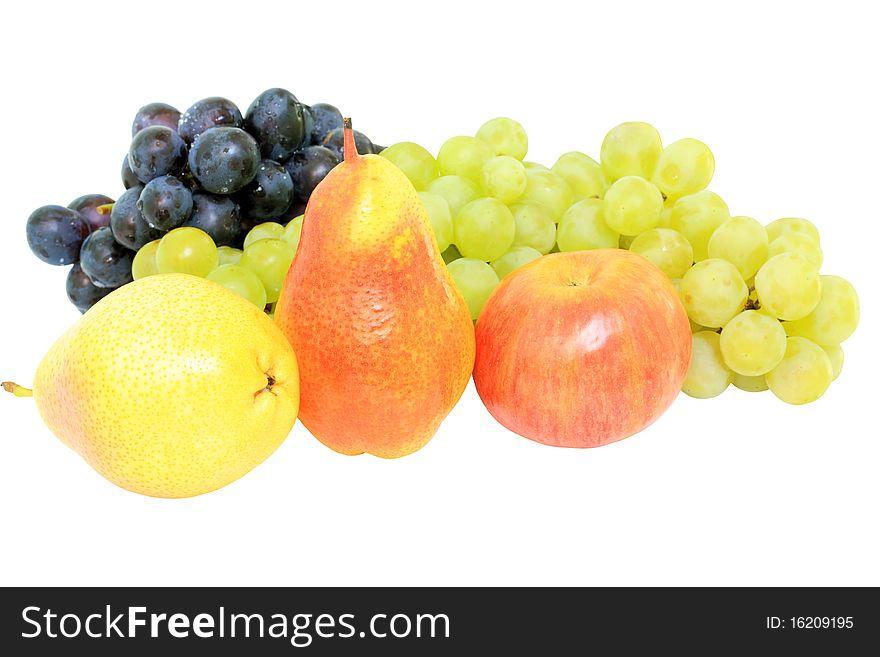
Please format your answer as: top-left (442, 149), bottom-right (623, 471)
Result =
top-left (96, 203), bottom-right (115, 216)
top-left (2, 381), bottom-right (33, 397)
top-left (343, 117), bottom-right (357, 162)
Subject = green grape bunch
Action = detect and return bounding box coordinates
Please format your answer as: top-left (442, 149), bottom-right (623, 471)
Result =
top-left (380, 118), bottom-right (859, 405)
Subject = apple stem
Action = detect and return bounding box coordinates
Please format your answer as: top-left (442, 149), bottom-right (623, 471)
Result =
top-left (96, 203), bottom-right (115, 216)
top-left (343, 117), bottom-right (358, 162)
top-left (2, 381), bottom-right (33, 397)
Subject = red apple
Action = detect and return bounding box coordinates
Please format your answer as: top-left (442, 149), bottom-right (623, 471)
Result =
top-left (473, 249), bottom-right (691, 448)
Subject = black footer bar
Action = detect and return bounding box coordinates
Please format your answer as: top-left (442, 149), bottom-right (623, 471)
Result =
top-left (1, 586), bottom-right (875, 654)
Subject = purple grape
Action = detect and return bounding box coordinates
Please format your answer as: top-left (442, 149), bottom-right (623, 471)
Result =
top-left (275, 199), bottom-right (307, 225)
top-left (110, 186), bottom-right (165, 250)
top-left (128, 125), bottom-right (187, 184)
top-left (178, 97), bottom-right (243, 144)
top-left (122, 154), bottom-right (140, 189)
top-left (301, 105), bottom-right (315, 146)
top-left (236, 160), bottom-right (294, 221)
top-left (183, 192), bottom-right (241, 247)
top-left (188, 127), bottom-right (260, 194)
top-left (244, 88), bottom-right (305, 161)
top-left (80, 227), bottom-right (134, 288)
top-left (284, 146), bottom-right (339, 202)
top-left (132, 102), bottom-right (181, 136)
top-left (138, 176), bottom-right (193, 231)
top-left (309, 103), bottom-right (343, 145)
top-left (68, 194), bottom-right (114, 232)
top-left (66, 264), bottom-right (116, 313)
top-left (26, 205), bottom-right (90, 265)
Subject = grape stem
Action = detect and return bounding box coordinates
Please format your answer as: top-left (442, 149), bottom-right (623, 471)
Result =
top-left (343, 117), bottom-right (357, 162)
top-left (2, 381), bottom-right (33, 397)
top-left (96, 203), bottom-right (115, 215)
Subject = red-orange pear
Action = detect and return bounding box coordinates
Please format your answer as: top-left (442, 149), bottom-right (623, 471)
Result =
top-left (274, 120), bottom-right (475, 458)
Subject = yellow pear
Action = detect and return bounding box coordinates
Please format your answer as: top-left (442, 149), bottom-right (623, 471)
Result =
top-left (4, 273), bottom-right (299, 498)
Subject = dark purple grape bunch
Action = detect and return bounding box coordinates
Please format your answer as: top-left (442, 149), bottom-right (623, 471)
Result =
top-left (26, 91), bottom-right (383, 313)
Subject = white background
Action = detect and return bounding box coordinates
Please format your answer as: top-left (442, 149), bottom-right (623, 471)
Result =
top-left (0, 0), bottom-right (877, 587)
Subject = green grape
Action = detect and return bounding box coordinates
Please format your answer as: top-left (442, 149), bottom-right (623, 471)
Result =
top-left (207, 264), bottom-right (268, 309)
top-left (155, 227), bottom-right (218, 277)
top-left (765, 217), bottom-right (820, 244)
top-left (522, 161), bottom-right (549, 172)
top-left (480, 155), bottom-right (527, 204)
top-left (754, 253), bottom-right (821, 321)
top-left (426, 175), bottom-right (480, 217)
top-left (671, 278), bottom-right (705, 332)
top-left (599, 121), bottom-right (662, 182)
top-left (628, 228), bottom-right (693, 278)
top-left (707, 215), bottom-right (768, 280)
top-left (757, 306), bottom-right (778, 322)
top-left (603, 175), bottom-right (664, 235)
top-left (239, 238), bottom-right (295, 303)
top-left (821, 344), bottom-right (844, 380)
top-left (680, 259), bottom-right (748, 327)
top-left (557, 199), bottom-right (619, 251)
top-left (131, 239), bottom-right (161, 280)
top-left (657, 206), bottom-right (674, 228)
top-left (669, 190), bottom-right (730, 261)
top-left (454, 198), bottom-right (516, 261)
top-left (380, 142), bottom-right (438, 190)
top-left (446, 258), bottom-right (500, 320)
top-left (682, 331), bottom-right (733, 398)
top-left (733, 373), bottom-right (769, 392)
top-left (418, 192), bottom-right (454, 252)
top-left (719, 310), bottom-right (787, 376)
top-left (652, 138), bottom-right (715, 200)
top-left (244, 222), bottom-right (285, 248)
top-left (766, 337), bottom-right (833, 404)
top-left (519, 169), bottom-right (573, 222)
top-left (217, 245), bottom-right (243, 266)
top-left (768, 232), bottom-right (823, 269)
top-left (783, 275), bottom-right (859, 345)
top-left (281, 215), bottom-right (304, 251)
top-left (510, 202), bottom-right (557, 254)
top-left (618, 234), bottom-right (636, 250)
top-left (475, 117), bottom-right (528, 160)
top-left (491, 246), bottom-right (542, 279)
top-left (551, 152), bottom-right (606, 199)
top-left (441, 245), bottom-right (462, 264)
top-left (437, 136), bottom-right (493, 181)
